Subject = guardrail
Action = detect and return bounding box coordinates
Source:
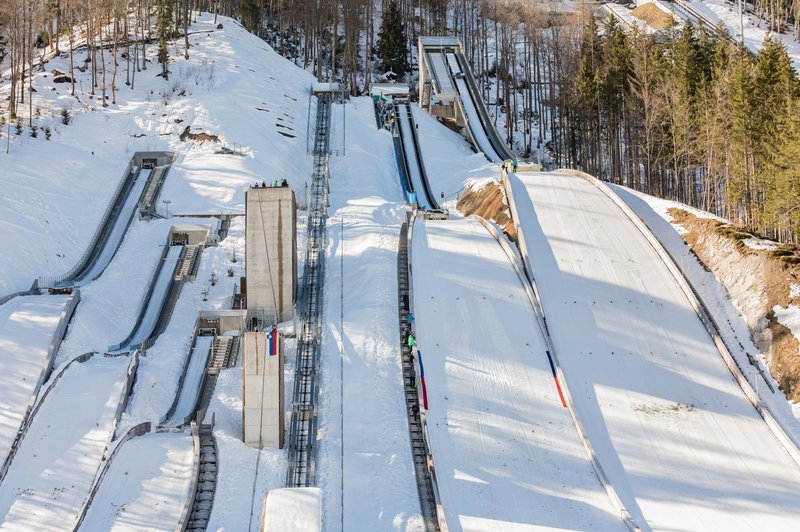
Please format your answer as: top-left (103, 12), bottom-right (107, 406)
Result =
top-left (0, 279), bottom-right (40, 306)
top-left (406, 214), bottom-right (449, 531)
top-left (499, 172), bottom-right (644, 531)
top-left (71, 421), bottom-right (152, 531)
top-left (0, 351), bottom-right (95, 485)
top-left (177, 422), bottom-right (201, 532)
top-left (558, 168), bottom-right (800, 469)
top-left (39, 161), bottom-right (137, 289)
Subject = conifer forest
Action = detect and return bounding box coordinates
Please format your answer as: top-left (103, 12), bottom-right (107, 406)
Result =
top-left (4, 0), bottom-right (800, 241)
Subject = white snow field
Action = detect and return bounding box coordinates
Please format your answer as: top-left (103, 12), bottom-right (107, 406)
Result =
top-left (508, 171), bottom-right (800, 530)
top-left (0, 355), bottom-right (130, 530)
top-left (314, 96), bottom-right (423, 531)
top-left (76, 168), bottom-right (152, 285)
top-left (165, 335), bottom-right (214, 426)
top-left (410, 217), bottom-right (624, 532)
top-left (0, 295), bottom-right (69, 461)
top-left (79, 431), bottom-right (194, 531)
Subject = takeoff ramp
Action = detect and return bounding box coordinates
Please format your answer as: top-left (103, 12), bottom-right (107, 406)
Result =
top-left (508, 171), bottom-right (800, 530)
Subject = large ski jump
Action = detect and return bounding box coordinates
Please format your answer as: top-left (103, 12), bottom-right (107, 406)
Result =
top-left (410, 217), bottom-right (626, 531)
top-left (508, 170), bottom-right (800, 530)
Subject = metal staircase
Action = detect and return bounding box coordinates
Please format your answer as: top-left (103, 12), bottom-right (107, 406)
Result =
top-left (186, 425), bottom-right (218, 531)
top-left (286, 95), bottom-right (332, 488)
top-left (398, 223), bottom-right (439, 531)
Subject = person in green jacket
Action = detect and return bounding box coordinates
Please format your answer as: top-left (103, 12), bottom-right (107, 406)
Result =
top-left (408, 333), bottom-right (415, 348)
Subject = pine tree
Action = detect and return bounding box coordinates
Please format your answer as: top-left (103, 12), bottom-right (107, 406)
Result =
top-left (156, 0), bottom-right (173, 79)
top-left (377, 1), bottom-right (409, 77)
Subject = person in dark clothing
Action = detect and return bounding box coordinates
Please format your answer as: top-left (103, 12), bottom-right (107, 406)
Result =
top-left (281, 178), bottom-right (288, 187)
top-left (409, 402), bottom-right (419, 418)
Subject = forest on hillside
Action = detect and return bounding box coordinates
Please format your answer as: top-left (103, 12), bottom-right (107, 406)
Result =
top-left (3, 0), bottom-right (800, 242)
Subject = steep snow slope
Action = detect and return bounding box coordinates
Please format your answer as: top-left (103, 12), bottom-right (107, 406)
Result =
top-left (411, 217), bottom-right (625, 531)
top-left (0, 14), bottom-right (314, 295)
top-left (509, 171), bottom-right (800, 530)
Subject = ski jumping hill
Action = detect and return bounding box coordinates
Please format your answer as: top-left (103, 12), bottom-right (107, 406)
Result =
top-left (507, 170), bottom-right (800, 530)
top-left (410, 217), bottom-right (625, 531)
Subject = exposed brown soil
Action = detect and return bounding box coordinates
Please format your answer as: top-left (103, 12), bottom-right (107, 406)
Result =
top-left (456, 180), bottom-right (517, 242)
top-left (631, 2), bottom-right (677, 30)
top-left (179, 125), bottom-right (219, 143)
top-left (669, 208), bottom-right (800, 401)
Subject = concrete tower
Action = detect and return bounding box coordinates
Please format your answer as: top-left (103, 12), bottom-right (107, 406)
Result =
top-left (245, 186), bottom-right (297, 325)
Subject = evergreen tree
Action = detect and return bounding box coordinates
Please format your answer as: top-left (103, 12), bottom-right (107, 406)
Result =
top-left (378, 1), bottom-right (409, 76)
top-left (156, 0), bottom-right (174, 79)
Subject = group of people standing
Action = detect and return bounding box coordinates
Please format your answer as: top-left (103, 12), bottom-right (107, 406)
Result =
top-left (253, 179), bottom-right (289, 188)
top-left (403, 311), bottom-right (420, 418)
top-left (501, 160), bottom-right (519, 173)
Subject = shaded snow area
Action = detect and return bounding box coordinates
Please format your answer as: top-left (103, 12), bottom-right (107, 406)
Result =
top-left (610, 185), bottom-right (800, 444)
top-left (0, 295), bottom-right (68, 460)
top-left (0, 13), bottom-right (314, 296)
top-left (0, 356), bottom-right (129, 530)
top-left (315, 96), bottom-right (422, 531)
top-left (80, 431), bottom-right (194, 531)
top-left (410, 218), bottom-right (624, 531)
top-left (509, 171), bottom-right (800, 530)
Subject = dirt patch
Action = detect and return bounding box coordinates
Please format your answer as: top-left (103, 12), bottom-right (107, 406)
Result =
top-left (179, 125), bottom-right (219, 143)
top-left (631, 2), bottom-right (677, 30)
top-left (456, 180), bottom-right (517, 242)
top-left (669, 208), bottom-right (800, 401)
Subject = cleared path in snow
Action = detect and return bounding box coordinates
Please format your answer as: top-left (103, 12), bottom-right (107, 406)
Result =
top-left (79, 432), bottom-right (194, 531)
top-left (0, 295), bottom-right (69, 462)
top-left (410, 217), bottom-right (625, 531)
top-left (509, 171), bottom-right (800, 530)
top-left (0, 356), bottom-right (129, 530)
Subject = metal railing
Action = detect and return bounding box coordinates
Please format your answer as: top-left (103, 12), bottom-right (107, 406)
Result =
top-left (286, 95), bottom-right (333, 487)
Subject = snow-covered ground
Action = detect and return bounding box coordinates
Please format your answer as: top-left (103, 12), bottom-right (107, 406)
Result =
top-left (79, 431), bottom-right (194, 531)
top-left (0, 294), bottom-right (69, 461)
top-left (609, 184), bottom-right (800, 443)
top-left (508, 171), bottom-right (800, 530)
top-left (315, 96), bottom-right (422, 530)
top-left (0, 355), bottom-right (130, 530)
top-left (685, 0), bottom-right (800, 70)
top-left (411, 217), bottom-right (624, 531)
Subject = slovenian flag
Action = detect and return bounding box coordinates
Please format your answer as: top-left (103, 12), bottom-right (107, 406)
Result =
top-left (418, 350), bottom-right (428, 410)
top-left (268, 329), bottom-right (279, 356)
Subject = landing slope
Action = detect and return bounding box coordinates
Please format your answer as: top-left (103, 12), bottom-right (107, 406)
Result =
top-left (410, 217), bottom-right (624, 531)
top-left (509, 171), bottom-right (800, 530)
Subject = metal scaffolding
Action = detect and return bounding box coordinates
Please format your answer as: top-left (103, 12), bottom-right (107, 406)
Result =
top-left (286, 95), bottom-right (332, 487)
